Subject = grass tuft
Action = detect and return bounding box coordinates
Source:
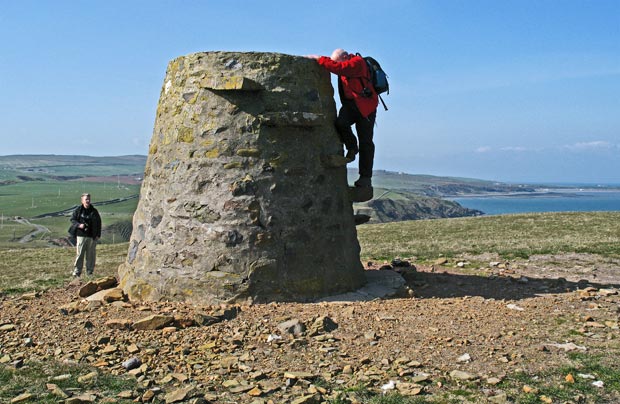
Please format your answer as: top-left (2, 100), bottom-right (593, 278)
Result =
top-left (0, 361), bottom-right (136, 403)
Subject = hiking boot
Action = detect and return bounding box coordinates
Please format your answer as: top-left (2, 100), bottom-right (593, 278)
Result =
top-left (345, 148), bottom-right (358, 162)
top-left (72, 270), bottom-right (81, 278)
top-left (354, 176), bottom-right (372, 188)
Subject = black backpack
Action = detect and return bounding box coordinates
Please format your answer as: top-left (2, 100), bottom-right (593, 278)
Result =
top-left (357, 53), bottom-right (389, 111)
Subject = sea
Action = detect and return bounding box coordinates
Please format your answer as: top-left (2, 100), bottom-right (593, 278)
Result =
top-left (449, 189), bottom-right (620, 216)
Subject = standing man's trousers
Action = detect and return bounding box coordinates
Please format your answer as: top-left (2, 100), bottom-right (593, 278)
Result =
top-left (73, 236), bottom-right (97, 276)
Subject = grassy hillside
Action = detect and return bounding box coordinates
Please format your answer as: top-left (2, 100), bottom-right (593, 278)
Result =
top-left (349, 169), bottom-right (536, 197)
top-left (0, 243), bottom-right (128, 293)
top-left (0, 154), bottom-right (146, 183)
top-left (2, 211), bottom-right (619, 293)
top-left (358, 211), bottom-right (620, 261)
top-left (2, 154), bottom-right (530, 196)
top-left (0, 154), bottom-right (146, 247)
top-left (4, 155), bottom-right (612, 251)
top-left (0, 154), bottom-right (512, 249)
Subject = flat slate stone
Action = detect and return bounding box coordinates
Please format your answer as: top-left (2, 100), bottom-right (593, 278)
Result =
top-left (317, 270), bottom-right (405, 302)
top-left (200, 75), bottom-right (263, 91)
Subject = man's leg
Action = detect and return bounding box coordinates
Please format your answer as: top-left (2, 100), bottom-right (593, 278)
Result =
top-left (335, 102), bottom-right (359, 157)
top-left (355, 111), bottom-right (376, 180)
top-left (73, 236), bottom-right (87, 276)
top-left (85, 238), bottom-right (97, 276)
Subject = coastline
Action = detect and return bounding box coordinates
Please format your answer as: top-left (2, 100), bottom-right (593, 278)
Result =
top-left (447, 189), bottom-right (620, 215)
top-left (444, 188), bottom-right (620, 199)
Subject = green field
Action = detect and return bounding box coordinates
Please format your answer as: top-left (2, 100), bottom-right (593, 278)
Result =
top-left (0, 155), bottom-right (144, 247)
top-left (0, 181), bottom-right (139, 248)
top-left (0, 181), bottom-right (138, 216)
top-left (0, 154), bottom-right (145, 181)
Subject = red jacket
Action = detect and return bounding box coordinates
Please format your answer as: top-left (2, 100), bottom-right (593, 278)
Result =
top-left (318, 54), bottom-right (379, 118)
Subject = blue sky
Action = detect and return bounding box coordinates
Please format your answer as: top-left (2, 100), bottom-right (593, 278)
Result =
top-left (1, 0), bottom-right (618, 183)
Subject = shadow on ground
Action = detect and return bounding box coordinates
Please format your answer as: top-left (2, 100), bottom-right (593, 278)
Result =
top-left (399, 267), bottom-right (620, 301)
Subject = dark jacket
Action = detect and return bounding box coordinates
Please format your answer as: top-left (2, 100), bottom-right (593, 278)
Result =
top-left (70, 205), bottom-right (102, 239)
top-left (317, 54), bottom-right (379, 118)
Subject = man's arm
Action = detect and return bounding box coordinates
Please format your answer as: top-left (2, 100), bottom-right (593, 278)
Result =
top-left (70, 207), bottom-right (80, 225)
top-left (94, 210), bottom-right (102, 239)
top-left (317, 56), bottom-right (366, 77)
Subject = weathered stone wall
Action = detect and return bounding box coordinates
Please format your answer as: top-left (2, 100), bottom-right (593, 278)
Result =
top-left (118, 52), bottom-right (365, 304)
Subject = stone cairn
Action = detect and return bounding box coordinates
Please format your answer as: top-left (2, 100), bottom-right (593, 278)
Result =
top-left (119, 52), bottom-right (368, 304)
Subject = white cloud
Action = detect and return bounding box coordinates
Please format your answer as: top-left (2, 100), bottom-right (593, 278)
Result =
top-left (563, 141), bottom-right (614, 151)
top-left (476, 145), bottom-right (531, 153)
top-left (474, 141), bottom-right (618, 156)
top-left (500, 146), bottom-right (528, 152)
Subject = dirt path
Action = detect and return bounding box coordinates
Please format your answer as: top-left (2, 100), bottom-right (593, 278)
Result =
top-left (14, 217), bottom-right (49, 243)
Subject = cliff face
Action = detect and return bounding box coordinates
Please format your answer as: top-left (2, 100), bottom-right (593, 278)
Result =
top-left (355, 195), bottom-right (483, 223)
top-left (119, 52), bottom-right (365, 304)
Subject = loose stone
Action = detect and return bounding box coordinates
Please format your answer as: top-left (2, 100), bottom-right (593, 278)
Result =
top-left (0, 323), bottom-right (16, 332)
top-left (77, 371), bottom-right (98, 383)
top-left (450, 370), bottom-right (477, 381)
top-left (133, 315), bottom-right (174, 331)
top-left (10, 393), bottom-right (34, 403)
top-left (122, 357), bottom-right (141, 370)
top-left (164, 386), bottom-right (196, 403)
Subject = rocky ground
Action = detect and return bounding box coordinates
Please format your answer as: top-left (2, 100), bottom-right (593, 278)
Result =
top-left (1, 254), bottom-right (619, 403)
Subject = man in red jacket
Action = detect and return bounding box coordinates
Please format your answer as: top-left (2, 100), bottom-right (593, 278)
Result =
top-left (308, 49), bottom-right (379, 188)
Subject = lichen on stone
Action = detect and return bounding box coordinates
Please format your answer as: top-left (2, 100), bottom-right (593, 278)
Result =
top-left (223, 162), bottom-right (242, 170)
top-left (236, 148), bottom-right (261, 158)
top-left (204, 148), bottom-right (219, 158)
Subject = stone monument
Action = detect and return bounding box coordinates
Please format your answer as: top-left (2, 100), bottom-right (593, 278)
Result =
top-left (118, 51), bottom-right (366, 304)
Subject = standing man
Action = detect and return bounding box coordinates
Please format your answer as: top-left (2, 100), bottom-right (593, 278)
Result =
top-left (308, 49), bottom-right (379, 188)
top-left (70, 193), bottom-right (101, 277)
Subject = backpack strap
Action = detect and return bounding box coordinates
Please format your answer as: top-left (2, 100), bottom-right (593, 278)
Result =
top-left (353, 53), bottom-right (371, 86)
top-left (354, 53), bottom-right (387, 111)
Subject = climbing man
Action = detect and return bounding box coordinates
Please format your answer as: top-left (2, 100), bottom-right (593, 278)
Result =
top-left (70, 192), bottom-right (102, 277)
top-left (307, 49), bottom-right (379, 188)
